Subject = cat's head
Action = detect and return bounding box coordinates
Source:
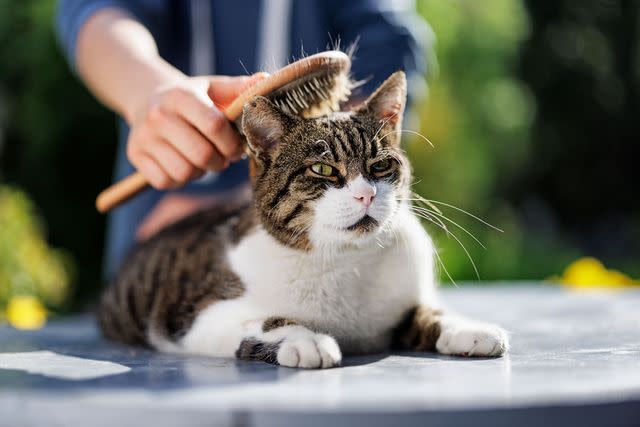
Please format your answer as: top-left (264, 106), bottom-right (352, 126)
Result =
top-left (242, 71), bottom-right (410, 250)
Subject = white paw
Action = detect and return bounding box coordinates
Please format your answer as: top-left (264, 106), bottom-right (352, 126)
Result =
top-left (277, 333), bottom-right (342, 369)
top-left (436, 318), bottom-right (509, 357)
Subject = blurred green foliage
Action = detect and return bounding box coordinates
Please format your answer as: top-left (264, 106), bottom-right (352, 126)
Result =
top-left (0, 0), bottom-right (116, 309)
top-left (412, 0), bottom-right (639, 282)
top-left (411, 0), bottom-right (579, 281)
top-left (513, 0), bottom-right (640, 277)
top-left (0, 186), bottom-right (72, 320)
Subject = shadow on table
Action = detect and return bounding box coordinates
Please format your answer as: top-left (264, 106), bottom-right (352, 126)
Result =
top-left (1, 314), bottom-right (504, 392)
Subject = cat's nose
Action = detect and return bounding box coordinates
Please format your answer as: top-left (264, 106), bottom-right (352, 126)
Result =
top-left (354, 193), bottom-right (374, 207)
top-left (352, 183), bottom-right (376, 208)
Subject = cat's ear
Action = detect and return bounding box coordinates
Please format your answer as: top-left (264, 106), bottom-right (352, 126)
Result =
top-left (242, 96), bottom-right (295, 157)
top-left (357, 71), bottom-right (407, 139)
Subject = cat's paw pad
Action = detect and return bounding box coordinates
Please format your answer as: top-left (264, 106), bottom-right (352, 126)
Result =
top-left (436, 320), bottom-right (509, 357)
top-left (277, 333), bottom-right (342, 369)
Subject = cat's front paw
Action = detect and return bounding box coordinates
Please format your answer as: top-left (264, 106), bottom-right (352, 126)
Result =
top-left (436, 318), bottom-right (509, 357)
top-left (277, 333), bottom-right (342, 369)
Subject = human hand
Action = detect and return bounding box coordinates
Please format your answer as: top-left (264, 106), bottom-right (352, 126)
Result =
top-left (135, 194), bottom-right (210, 240)
top-left (136, 185), bottom-right (251, 240)
top-left (126, 73), bottom-right (267, 189)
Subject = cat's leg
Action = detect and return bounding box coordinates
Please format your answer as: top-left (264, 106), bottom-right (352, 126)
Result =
top-left (180, 303), bottom-right (342, 368)
top-left (236, 317), bottom-right (342, 369)
top-left (393, 306), bottom-right (509, 357)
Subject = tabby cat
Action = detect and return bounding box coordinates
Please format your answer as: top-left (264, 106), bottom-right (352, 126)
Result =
top-left (99, 72), bottom-right (509, 368)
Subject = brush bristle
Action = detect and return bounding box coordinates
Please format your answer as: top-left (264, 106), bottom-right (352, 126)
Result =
top-left (268, 69), bottom-right (354, 118)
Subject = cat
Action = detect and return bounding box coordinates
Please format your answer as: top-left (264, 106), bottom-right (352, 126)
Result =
top-left (99, 71), bottom-right (509, 368)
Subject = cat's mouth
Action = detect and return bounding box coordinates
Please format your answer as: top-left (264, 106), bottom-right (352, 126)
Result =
top-left (344, 215), bottom-right (379, 233)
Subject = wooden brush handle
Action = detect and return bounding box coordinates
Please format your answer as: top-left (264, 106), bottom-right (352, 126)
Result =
top-left (96, 173), bottom-right (149, 213)
top-left (96, 51), bottom-right (349, 213)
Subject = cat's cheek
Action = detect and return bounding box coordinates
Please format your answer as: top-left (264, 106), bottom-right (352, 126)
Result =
top-left (310, 187), bottom-right (364, 227)
top-left (367, 182), bottom-right (399, 223)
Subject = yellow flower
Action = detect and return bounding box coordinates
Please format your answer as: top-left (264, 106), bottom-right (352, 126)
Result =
top-left (558, 257), bottom-right (639, 289)
top-left (5, 295), bottom-right (47, 330)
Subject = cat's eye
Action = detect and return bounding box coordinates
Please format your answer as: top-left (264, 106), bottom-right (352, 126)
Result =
top-left (371, 159), bottom-right (392, 174)
top-left (310, 163), bottom-right (335, 177)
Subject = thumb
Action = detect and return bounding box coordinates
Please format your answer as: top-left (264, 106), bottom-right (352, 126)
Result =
top-left (207, 72), bottom-right (269, 109)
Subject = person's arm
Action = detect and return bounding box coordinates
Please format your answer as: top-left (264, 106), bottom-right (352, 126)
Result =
top-left (75, 8), bottom-right (182, 124)
top-left (57, 6), bottom-right (264, 190)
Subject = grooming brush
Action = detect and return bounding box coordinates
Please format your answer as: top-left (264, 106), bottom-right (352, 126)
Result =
top-left (96, 50), bottom-right (353, 213)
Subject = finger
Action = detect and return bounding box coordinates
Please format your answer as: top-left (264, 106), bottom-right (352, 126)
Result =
top-left (155, 113), bottom-right (228, 171)
top-left (163, 91), bottom-right (244, 162)
top-left (136, 197), bottom-right (185, 241)
top-left (203, 108), bottom-right (246, 161)
top-left (207, 72), bottom-right (269, 108)
top-left (190, 169), bottom-right (206, 180)
top-left (136, 194), bottom-right (212, 240)
top-left (135, 154), bottom-right (174, 190)
top-left (143, 139), bottom-right (197, 185)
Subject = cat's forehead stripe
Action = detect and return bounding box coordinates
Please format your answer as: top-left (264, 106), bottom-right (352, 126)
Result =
top-left (312, 121), bottom-right (381, 171)
top-left (333, 126), bottom-right (353, 158)
top-left (307, 116), bottom-right (386, 168)
top-left (355, 126), bottom-right (368, 160)
top-left (368, 129), bottom-right (378, 158)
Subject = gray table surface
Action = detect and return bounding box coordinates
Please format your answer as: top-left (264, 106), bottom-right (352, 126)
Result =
top-left (1, 284), bottom-right (639, 427)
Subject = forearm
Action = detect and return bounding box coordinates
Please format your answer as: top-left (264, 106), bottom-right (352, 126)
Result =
top-left (75, 8), bottom-right (184, 123)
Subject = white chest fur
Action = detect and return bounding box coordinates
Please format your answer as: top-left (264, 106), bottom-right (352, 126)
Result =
top-left (179, 205), bottom-right (436, 356)
top-left (235, 206), bottom-right (435, 350)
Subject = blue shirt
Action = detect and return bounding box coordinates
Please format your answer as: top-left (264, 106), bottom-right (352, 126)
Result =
top-left (56, 0), bottom-right (430, 279)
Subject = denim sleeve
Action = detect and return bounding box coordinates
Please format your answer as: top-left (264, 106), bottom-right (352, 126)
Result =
top-left (327, 0), bottom-right (432, 101)
top-left (55, 0), bottom-right (141, 70)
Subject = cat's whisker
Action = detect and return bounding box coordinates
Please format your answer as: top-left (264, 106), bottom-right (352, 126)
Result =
top-left (442, 225), bottom-right (480, 281)
top-left (420, 198), bottom-right (503, 232)
top-left (411, 210), bottom-right (441, 229)
top-left (408, 193), bottom-right (444, 215)
top-left (406, 203), bottom-right (445, 226)
top-left (399, 194), bottom-right (443, 216)
top-left (406, 204), bottom-right (481, 280)
top-left (379, 129), bottom-right (434, 148)
top-left (407, 206), bottom-right (451, 237)
top-left (432, 245), bottom-right (458, 288)
top-left (403, 199), bottom-right (444, 222)
top-left (371, 111), bottom-right (399, 143)
top-left (397, 222), bottom-right (412, 276)
top-left (389, 221), bottom-right (401, 249)
top-left (411, 205), bottom-right (486, 250)
top-left (379, 219), bottom-right (399, 250)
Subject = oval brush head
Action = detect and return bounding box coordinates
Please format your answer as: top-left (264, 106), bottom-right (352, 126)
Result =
top-left (224, 50), bottom-right (353, 121)
top-left (96, 51), bottom-right (353, 213)
top-left (268, 57), bottom-right (353, 118)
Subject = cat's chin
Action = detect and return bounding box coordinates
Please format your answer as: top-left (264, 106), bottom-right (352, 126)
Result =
top-left (343, 215), bottom-right (379, 233)
top-left (309, 218), bottom-right (393, 250)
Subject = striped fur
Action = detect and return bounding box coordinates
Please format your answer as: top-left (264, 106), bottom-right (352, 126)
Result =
top-left (99, 203), bottom-right (254, 343)
top-left (392, 306), bottom-right (443, 351)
